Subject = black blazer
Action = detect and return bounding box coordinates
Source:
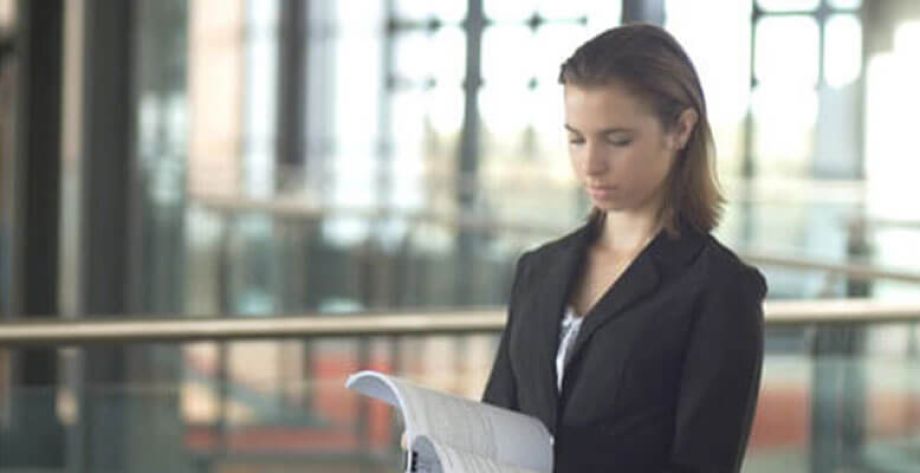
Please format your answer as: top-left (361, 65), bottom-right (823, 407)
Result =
top-left (482, 219), bottom-right (767, 473)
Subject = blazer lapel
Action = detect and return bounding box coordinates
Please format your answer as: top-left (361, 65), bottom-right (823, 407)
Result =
top-left (564, 222), bottom-right (709, 380)
top-left (528, 223), bottom-right (593, 431)
top-left (525, 219), bottom-right (708, 429)
top-left (565, 235), bottom-right (662, 371)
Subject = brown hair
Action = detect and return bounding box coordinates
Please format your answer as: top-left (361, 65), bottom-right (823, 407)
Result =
top-left (558, 23), bottom-right (724, 238)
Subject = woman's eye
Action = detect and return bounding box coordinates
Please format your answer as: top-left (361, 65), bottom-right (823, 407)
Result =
top-left (568, 137), bottom-right (585, 145)
top-left (608, 137), bottom-right (632, 146)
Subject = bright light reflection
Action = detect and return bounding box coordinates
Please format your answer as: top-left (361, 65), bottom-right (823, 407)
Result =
top-left (824, 14), bottom-right (862, 88)
top-left (481, 25), bottom-right (533, 86)
top-left (479, 86), bottom-right (530, 134)
top-left (394, 28), bottom-right (465, 84)
top-left (756, 0), bottom-right (819, 12)
top-left (536, 0), bottom-right (590, 19)
top-left (426, 86), bottom-right (464, 135)
top-left (326, 2), bottom-right (384, 245)
top-left (755, 16), bottom-right (819, 86)
top-left (485, 0), bottom-right (539, 22)
top-left (390, 90), bottom-right (424, 215)
top-left (0, 0), bottom-right (13, 30)
top-left (395, 0), bottom-right (467, 23)
top-left (752, 85), bottom-right (817, 175)
top-left (532, 83), bottom-right (564, 134)
top-left (244, 0), bottom-right (278, 198)
top-left (866, 22), bottom-right (920, 299)
top-left (431, 27), bottom-right (466, 84)
top-left (667, 0), bottom-right (752, 123)
top-left (394, 31), bottom-right (430, 80)
top-left (532, 23), bottom-right (590, 82)
top-left (829, 0), bottom-right (861, 10)
top-left (865, 21), bottom-right (920, 221)
top-left (392, 90), bottom-right (425, 147)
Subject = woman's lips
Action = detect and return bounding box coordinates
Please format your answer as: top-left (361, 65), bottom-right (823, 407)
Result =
top-left (587, 186), bottom-right (617, 199)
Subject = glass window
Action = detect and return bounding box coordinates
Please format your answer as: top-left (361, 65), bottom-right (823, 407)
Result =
top-left (478, 3), bottom-right (618, 235)
top-left (243, 0), bottom-right (278, 198)
top-left (481, 24), bottom-right (534, 88)
top-left (533, 23), bottom-right (588, 83)
top-left (0, 0), bottom-right (13, 32)
top-left (393, 26), bottom-right (465, 88)
top-left (829, 0), bottom-right (861, 10)
top-left (865, 21), bottom-right (920, 220)
top-left (396, 0), bottom-right (466, 23)
top-left (667, 0), bottom-right (753, 178)
top-left (755, 16), bottom-right (820, 86)
top-left (536, 0), bottom-right (591, 19)
top-left (751, 84), bottom-right (818, 177)
top-left (188, 0), bottom-right (245, 198)
top-left (824, 14), bottom-right (862, 88)
top-left (865, 21), bottom-right (920, 299)
top-left (485, 0), bottom-right (539, 22)
top-left (582, 1), bottom-right (621, 35)
top-left (329, 0), bottom-right (383, 220)
top-left (756, 0), bottom-right (819, 12)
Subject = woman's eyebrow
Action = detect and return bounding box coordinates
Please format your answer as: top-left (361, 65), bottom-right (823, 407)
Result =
top-left (600, 127), bottom-right (633, 134)
top-left (564, 124), bottom-right (633, 134)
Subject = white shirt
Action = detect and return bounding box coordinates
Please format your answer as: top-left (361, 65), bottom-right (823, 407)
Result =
top-left (555, 305), bottom-right (584, 392)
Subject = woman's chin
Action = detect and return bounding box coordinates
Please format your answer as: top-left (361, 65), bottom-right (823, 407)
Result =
top-left (590, 200), bottom-right (622, 211)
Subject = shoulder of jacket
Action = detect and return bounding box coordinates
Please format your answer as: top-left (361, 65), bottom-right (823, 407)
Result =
top-left (699, 235), bottom-right (768, 299)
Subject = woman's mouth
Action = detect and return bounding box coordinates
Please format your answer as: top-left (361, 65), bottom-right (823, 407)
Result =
top-left (587, 186), bottom-right (617, 199)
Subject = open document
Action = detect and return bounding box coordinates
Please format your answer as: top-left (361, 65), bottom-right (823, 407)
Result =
top-left (345, 370), bottom-right (553, 473)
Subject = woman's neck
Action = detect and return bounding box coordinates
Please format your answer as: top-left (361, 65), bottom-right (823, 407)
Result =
top-left (596, 211), bottom-right (662, 254)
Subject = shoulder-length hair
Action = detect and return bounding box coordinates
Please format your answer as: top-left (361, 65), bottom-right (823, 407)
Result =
top-left (558, 23), bottom-right (724, 238)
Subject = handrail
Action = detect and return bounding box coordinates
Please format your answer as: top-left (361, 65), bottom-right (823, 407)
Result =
top-left (1, 299), bottom-right (919, 346)
top-left (743, 252), bottom-right (920, 284)
top-left (192, 197), bottom-right (920, 285)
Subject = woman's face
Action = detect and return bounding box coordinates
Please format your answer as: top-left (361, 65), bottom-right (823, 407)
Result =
top-left (563, 82), bottom-right (691, 216)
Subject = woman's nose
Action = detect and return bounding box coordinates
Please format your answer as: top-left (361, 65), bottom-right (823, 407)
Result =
top-left (584, 144), bottom-right (608, 175)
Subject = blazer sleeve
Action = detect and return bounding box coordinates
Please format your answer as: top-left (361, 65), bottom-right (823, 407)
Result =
top-left (481, 251), bottom-right (531, 410)
top-left (667, 265), bottom-right (767, 473)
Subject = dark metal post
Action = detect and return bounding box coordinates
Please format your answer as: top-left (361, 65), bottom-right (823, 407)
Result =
top-left (277, 0), bottom-right (306, 174)
top-left (455, 0), bottom-right (484, 306)
top-left (739, 4), bottom-right (760, 249)
top-left (1, 0), bottom-right (65, 467)
top-left (77, 0), bottom-right (135, 471)
top-left (621, 0), bottom-right (665, 25)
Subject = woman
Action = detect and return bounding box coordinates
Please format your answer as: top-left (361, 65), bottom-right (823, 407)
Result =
top-left (482, 23), bottom-right (767, 472)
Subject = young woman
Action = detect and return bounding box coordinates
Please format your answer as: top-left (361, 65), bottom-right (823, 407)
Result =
top-left (482, 23), bottom-right (768, 472)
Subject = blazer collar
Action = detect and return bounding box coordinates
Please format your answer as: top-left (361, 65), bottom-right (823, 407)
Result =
top-left (531, 218), bottom-right (708, 411)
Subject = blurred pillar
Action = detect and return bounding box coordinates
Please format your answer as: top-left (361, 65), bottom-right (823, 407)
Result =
top-left (1, 0), bottom-right (65, 467)
top-left (456, 0), bottom-right (483, 306)
top-left (276, 0), bottom-right (306, 174)
top-left (73, 0), bottom-right (193, 471)
top-left (75, 0), bottom-right (134, 470)
top-left (622, 0), bottom-right (665, 25)
top-left (810, 218), bottom-right (872, 472)
top-left (810, 322), bottom-right (867, 472)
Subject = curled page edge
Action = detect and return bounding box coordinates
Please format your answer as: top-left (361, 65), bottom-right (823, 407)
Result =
top-left (347, 370), bottom-right (553, 473)
top-left (345, 370), bottom-right (417, 443)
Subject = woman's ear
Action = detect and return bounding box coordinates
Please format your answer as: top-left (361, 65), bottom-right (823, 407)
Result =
top-left (672, 108), bottom-right (698, 151)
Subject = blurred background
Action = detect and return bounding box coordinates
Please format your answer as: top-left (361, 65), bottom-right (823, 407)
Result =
top-left (1, 0), bottom-right (920, 471)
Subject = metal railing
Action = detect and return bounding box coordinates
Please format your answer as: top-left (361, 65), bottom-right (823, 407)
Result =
top-left (2, 299), bottom-right (920, 346)
top-left (194, 196), bottom-right (920, 286)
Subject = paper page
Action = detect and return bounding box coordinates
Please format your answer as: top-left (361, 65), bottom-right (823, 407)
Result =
top-left (413, 436), bottom-right (544, 473)
top-left (346, 370), bottom-right (552, 473)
